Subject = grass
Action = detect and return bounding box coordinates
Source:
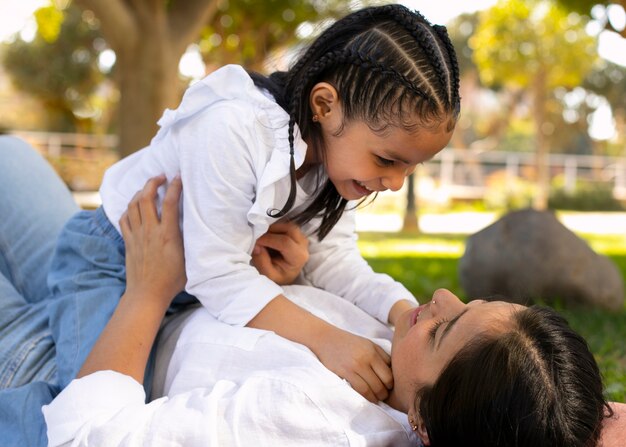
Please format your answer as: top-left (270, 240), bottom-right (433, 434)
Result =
top-left (357, 231), bottom-right (626, 402)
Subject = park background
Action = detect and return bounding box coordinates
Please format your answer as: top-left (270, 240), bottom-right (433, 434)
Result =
top-left (1, 0), bottom-right (625, 401)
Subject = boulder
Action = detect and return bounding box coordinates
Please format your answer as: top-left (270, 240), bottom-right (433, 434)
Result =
top-left (459, 209), bottom-right (624, 311)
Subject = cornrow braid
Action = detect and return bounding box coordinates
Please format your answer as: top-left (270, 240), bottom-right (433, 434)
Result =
top-left (250, 4), bottom-right (461, 239)
top-left (432, 24), bottom-right (461, 117)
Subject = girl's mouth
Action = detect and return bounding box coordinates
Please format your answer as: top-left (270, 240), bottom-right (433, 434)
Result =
top-left (353, 180), bottom-right (373, 197)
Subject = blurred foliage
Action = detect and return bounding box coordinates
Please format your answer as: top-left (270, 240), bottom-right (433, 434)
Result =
top-left (471, 0), bottom-right (597, 90)
top-left (199, 0), bottom-right (351, 71)
top-left (2, 3), bottom-right (105, 132)
top-left (556, 0), bottom-right (626, 37)
top-left (549, 177), bottom-right (625, 210)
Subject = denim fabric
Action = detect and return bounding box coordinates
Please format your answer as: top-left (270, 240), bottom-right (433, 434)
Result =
top-left (0, 136), bottom-right (77, 447)
top-left (47, 206), bottom-right (128, 389)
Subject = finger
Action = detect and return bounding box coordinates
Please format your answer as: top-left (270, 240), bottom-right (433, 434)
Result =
top-left (255, 233), bottom-right (293, 255)
top-left (344, 372), bottom-right (377, 403)
top-left (161, 176), bottom-right (182, 228)
top-left (138, 175), bottom-right (166, 225)
top-left (373, 345), bottom-right (393, 389)
top-left (126, 193), bottom-right (143, 231)
top-left (357, 366), bottom-right (390, 402)
top-left (119, 212), bottom-right (132, 244)
top-left (251, 246), bottom-right (274, 274)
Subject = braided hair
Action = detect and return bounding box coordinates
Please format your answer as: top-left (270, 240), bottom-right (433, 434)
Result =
top-left (250, 4), bottom-right (461, 239)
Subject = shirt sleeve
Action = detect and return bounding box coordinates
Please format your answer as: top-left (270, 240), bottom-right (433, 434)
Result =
top-left (302, 207), bottom-right (416, 323)
top-left (173, 100), bottom-right (285, 326)
top-left (43, 371), bottom-right (350, 447)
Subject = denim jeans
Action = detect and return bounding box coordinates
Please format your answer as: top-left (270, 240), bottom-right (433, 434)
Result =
top-left (0, 136), bottom-right (78, 446)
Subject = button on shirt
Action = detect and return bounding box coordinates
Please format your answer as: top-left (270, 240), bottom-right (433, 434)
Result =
top-left (44, 286), bottom-right (420, 446)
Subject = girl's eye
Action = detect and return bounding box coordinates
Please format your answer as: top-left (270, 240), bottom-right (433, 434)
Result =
top-left (376, 156), bottom-right (394, 167)
top-left (428, 318), bottom-right (449, 342)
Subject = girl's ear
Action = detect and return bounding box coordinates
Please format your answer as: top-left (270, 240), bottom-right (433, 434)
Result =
top-left (309, 82), bottom-right (340, 121)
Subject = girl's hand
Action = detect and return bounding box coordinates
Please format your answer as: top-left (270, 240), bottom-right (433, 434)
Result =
top-left (313, 327), bottom-right (393, 403)
top-left (120, 175), bottom-right (186, 309)
top-left (251, 221), bottom-right (309, 285)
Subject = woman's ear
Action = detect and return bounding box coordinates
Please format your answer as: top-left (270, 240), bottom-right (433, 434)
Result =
top-left (309, 82), bottom-right (341, 124)
top-left (410, 412), bottom-right (430, 446)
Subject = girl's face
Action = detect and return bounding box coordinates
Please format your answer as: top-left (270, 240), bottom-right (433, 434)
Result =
top-left (307, 82), bottom-right (453, 200)
top-left (321, 120), bottom-right (452, 200)
top-left (390, 289), bottom-right (525, 414)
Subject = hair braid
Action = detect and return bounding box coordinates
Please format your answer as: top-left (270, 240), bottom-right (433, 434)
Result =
top-left (252, 4), bottom-right (461, 239)
top-left (388, 8), bottom-right (452, 113)
top-left (433, 24), bottom-right (461, 115)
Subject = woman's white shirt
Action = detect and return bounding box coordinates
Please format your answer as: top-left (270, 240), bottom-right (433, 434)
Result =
top-left (44, 286), bottom-right (420, 447)
top-left (99, 65), bottom-right (414, 326)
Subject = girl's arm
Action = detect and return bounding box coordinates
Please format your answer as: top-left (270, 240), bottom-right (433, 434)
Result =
top-left (247, 295), bottom-right (393, 403)
top-left (77, 175), bottom-right (185, 381)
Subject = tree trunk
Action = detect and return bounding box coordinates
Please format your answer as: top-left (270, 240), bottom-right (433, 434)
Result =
top-left (402, 172), bottom-right (420, 233)
top-left (532, 69), bottom-right (549, 210)
top-left (117, 34), bottom-right (181, 156)
top-left (75, 0), bottom-right (220, 157)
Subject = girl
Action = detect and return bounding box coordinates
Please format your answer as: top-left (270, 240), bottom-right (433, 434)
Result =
top-left (46, 3), bottom-right (461, 403)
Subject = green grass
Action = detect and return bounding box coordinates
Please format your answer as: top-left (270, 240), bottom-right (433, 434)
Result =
top-left (357, 231), bottom-right (626, 402)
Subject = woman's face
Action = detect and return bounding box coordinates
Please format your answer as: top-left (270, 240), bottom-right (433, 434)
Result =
top-left (390, 289), bottom-right (525, 413)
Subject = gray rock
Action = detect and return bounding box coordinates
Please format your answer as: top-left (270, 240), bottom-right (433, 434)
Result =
top-left (459, 209), bottom-right (624, 311)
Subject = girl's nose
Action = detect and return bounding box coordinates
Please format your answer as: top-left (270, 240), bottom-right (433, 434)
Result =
top-left (382, 172), bottom-right (405, 191)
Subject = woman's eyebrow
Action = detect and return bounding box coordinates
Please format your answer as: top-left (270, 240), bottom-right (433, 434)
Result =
top-left (436, 309), bottom-right (469, 350)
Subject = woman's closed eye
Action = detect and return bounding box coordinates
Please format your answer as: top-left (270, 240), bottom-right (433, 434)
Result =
top-left (428, 318), bottom-right (449, 344)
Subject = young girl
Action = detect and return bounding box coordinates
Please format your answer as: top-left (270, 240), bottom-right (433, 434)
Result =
top-left (46, 3), bottom-right (461, 402)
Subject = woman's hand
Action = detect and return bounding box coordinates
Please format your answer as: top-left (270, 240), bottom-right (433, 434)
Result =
top-left (78, 175), bottom-right (185, 382)
top-left (251, 221), bottom-right (309, 285)
top-left (120, 175), bottom-right (186, 308)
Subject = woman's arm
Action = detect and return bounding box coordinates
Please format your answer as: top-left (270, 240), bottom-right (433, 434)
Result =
top-left (77, 175), bottom-right (185, 382)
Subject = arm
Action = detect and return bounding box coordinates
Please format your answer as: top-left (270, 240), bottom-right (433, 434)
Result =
top-left (77, 175), bottom-right (185, 381)
top-left (302, 208), bottom-right (417, 325)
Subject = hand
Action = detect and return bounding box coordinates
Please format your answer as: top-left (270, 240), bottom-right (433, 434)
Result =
top-left (314, 326), bottom-right (393, 403)
top-left (251, 221), bottom-right (309, 285)
top-left (119, 175), bottom-right (186, 309)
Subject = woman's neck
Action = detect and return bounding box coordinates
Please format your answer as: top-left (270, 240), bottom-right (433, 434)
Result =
top-left (384, 388), bottom-right (406, 412)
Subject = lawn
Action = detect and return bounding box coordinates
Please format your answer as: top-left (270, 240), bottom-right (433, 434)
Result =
top-left (357, 231), bottom-right (626, 402)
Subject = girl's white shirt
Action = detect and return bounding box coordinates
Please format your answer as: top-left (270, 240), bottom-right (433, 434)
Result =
top-left (44, 285), bottom-right (421, 447)
top-left (99, 64), bottom-right (414, 326)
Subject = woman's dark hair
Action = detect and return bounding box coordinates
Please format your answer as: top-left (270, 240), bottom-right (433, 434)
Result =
top-left (416, 306), bottom-right (611, 447)
top-left (250, 4), bottom-right (461, 239)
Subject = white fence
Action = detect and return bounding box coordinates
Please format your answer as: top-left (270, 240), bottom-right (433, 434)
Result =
top-left (7, 130), bottom-right (626, 201)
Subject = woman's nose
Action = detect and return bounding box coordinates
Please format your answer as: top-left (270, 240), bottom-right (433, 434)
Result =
top-left (431, 289), bottom-right (464, 314)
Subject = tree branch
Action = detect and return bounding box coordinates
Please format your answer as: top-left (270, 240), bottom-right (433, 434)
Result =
top-left (74, 0), bottom-right (138, 54)
top-left (168, 0), bottom-right (219, 56)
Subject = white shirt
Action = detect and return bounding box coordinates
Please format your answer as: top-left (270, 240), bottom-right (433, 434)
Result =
top-left (99, 65), bottom-right (415, 326)
top-left (44, 286), bottom-right (421, 447)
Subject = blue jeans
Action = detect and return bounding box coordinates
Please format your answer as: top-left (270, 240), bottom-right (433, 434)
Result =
top-left (0, 136), bottom-right (78, 446)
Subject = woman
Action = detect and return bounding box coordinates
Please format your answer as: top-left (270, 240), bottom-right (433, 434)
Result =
top-left (1, 136), bottom-right (623, 446)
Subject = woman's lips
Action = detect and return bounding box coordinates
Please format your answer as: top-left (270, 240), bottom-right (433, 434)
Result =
top-left (411, 304), bottom-right (426, 326)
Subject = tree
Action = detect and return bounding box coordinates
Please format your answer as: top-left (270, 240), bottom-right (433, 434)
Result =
top-left (471, 0), bottom-right (597, 209)
top-left (72, 0), bottom-right (219, 156)
top-left (556, 0), bottom-right (626, 37)
top-left (198, 0), bottom-right (349, 72)
top-left (2, 4), bottom-right (104, 132)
